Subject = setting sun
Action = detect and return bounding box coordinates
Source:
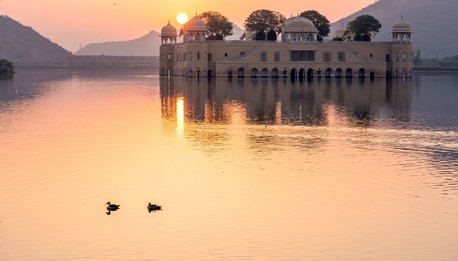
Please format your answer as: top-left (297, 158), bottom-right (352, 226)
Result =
top-left (177, 13), bottom-right (189, 25)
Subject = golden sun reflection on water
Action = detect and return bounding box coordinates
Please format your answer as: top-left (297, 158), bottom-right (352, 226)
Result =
top-left (176, 97), bottom-right (185, 138)
top-left (223, 101), bottom-right (247, 125)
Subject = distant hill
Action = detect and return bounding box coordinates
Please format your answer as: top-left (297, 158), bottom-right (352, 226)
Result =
top-left (226, 24), bottom-right (244, 41)
top-left (331, 0), bottom-right (458, 58)
top-left (0, 16), bottom-right (71, 67)
top-left (75, 31), bottom-right (160, 56)
top-left (76, 23), bottom-right (245, 56)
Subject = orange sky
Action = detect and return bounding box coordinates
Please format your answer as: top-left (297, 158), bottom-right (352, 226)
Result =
top-left (0, 0), bottom-right (375, 51)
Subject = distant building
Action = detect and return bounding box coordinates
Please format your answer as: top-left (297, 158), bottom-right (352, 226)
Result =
top-left (160, 16), bottom-right (413, 79)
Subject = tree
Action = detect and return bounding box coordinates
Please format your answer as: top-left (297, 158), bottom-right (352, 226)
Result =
top-left (299, 10), bottom-right (330, 38)
top-left (439, 55), bottom-right (458, 68)
top-left (347, 15), bottom-right (382, 42)
top-left (413, 50), bottom-right (422, 67)
top-left (0, 59), bottom-right (14, 80)
top-left (199, 11), bottom-right (233, 40)
top-left (244, 9), bottom-right (286, 40)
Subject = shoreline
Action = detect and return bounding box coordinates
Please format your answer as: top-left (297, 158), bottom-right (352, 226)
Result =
top-left (413, 67), bottom-right (458, 72)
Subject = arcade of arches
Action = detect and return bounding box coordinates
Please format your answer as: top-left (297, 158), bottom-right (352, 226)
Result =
top-left (225, 67), bottom-right (409, 79)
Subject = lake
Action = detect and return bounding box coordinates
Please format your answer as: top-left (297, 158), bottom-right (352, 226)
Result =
top-left (0, 69), bottom-right (457, 260)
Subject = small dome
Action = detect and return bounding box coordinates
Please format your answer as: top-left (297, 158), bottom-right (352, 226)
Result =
top-left (282, 16), bottom-right (318, 33)
top-left (161, 22), bottom-right (177, 37)
top-left (335, 26), bottom-right (346, 38)
top-left (392, 18), bottom-right (412, 33)
top-left (184, 17), bottom-right (207, 32)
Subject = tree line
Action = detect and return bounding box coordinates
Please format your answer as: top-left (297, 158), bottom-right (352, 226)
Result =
top-left (414, 50), bottom-right (458, 68)
top-left (194, 10), bottom-right (381, 42)
top-left (0, 59), bottom-right (14, 80)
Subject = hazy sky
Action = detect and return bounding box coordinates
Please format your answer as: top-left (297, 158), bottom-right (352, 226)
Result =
top-left (0, 0), bottom-right (375, 52)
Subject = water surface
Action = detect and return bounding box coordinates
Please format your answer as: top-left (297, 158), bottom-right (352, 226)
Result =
top-left (0, 69), bottom-right (457, 260)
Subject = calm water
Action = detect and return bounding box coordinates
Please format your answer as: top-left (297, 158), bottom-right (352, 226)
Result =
top-left (0, 69), bottom-right (457, 260)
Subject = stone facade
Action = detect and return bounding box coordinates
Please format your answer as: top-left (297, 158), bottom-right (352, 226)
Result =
top-left (160, 16), bottom-right (413, 79)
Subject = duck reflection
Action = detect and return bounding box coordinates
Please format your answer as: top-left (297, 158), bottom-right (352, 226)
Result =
top-left (160, 77), bottom-right (412, 128)
top-left (147, 203), bottom-right (163, 213)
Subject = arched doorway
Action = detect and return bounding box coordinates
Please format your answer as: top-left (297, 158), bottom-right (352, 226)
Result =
top-left (370, 71), bottom-right (375, 79)
top-left (335, 68), bottom-right (343, 78)
top-left (271, 68), bottom-right (279, 78)
top-left (358, 68), bottom-right (366, 78)
top-left (227, 71), bottom-right (233, 79)
top-left (345, 68), bottom-right (353, 78)
top-left (325, 68), bottom-right (333, 78)
top-left (237, 68), bottom-right (245, 78)
top-left (261, 68), bottom-right (269, 78)
top-left (307, 68), bottom-right (314, 78)
top-left (251, 68), bottom-right (258, 78)
top-left (299, 69), bottom-right (306, 80)
top-left (291, 68), bottom-right (298, 79)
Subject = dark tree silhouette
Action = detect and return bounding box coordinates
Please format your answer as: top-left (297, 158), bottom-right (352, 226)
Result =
top-left (244, 9), bottom-right (286, 40)
top-left (299, 10), bottom-right (330, 38)
top-left (199, 11), bottom-right (233, 40)
top-left (0, 59), bottom-right (14, 80)
top-left (347, 15), bottom-right (382, 42)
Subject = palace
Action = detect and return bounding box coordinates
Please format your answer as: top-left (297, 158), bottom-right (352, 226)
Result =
top-left (160, 16), bottom-right (413, 79)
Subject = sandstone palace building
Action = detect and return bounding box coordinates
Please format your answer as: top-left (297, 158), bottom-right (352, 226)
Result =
top-left (160, 16), bottom-right (413, 79)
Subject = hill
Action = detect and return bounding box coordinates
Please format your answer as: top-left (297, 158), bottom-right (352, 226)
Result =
top-left (331, 0), bottom-right (458, 58)
top-left (76, 23), bottom-right (245, 56)
top-left (75, 31), bottom-right (160, 56)
top-left (225, 24), bottom-right (245, 41)
top-left (0, 16), bottom-right (71, 67)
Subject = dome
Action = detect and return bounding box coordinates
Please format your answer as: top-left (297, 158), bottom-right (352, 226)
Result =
top-left (335, 26), bottom-right (346, 38)
top-left (161, 22), bottom-right (177, 37)
top-left (184, 17), bottom-right (207, 32)
top-left (282, 16), bottom-right (318, 33)
top-left (392, 18), bottom-right (412, 33)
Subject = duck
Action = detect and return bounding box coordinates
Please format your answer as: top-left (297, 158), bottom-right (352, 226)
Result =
top-left (147, 203), bottom-right (162, 212)
top-left (106, 202), bottom-right (120, 211)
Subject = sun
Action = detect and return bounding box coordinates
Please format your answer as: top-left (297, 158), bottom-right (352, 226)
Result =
top-left (176, 13), bottom-right (189, 25)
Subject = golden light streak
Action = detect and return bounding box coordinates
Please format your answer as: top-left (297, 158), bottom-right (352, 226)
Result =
top-left (176, 97), bottom-right (185, 137)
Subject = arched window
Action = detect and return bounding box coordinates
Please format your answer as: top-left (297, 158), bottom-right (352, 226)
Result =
top-left (325, 68), bottom-right (333, 78)
top-left (291, 68), bottom-right (298, 79)
top-left (299, 69), bottom-right (306, 79)
top-left (251, 68), bottom-right (258, 78)
top-left (345, 68), bottom-right (353, 78)
top-left (307, 33), bottom-right (314, 41)
top-left (335, 68), bottom-right (343, 78)
top-left (261, 68), bottom-right (269, 78)
top-left (271, 68), bottom-right (279, 78)
top-left (358, 68), bottom-right (366, 78)
top-left (237, 68), bottom-right (245, 78)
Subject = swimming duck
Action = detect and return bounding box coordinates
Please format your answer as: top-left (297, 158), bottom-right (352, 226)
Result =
top-left (106, 202), bottom-right (120, 211)
top-left (147, 203), bottom-right (162, 212)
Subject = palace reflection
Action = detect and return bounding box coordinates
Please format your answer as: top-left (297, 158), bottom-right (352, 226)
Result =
top-left (160, 77), bottom-right (412, 128)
